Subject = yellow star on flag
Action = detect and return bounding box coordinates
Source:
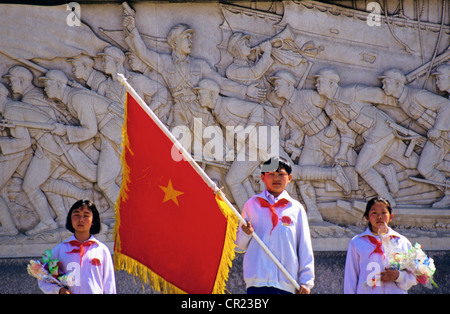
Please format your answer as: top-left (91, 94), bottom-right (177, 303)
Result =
top-left (159, 180), bottom-right (184, 206)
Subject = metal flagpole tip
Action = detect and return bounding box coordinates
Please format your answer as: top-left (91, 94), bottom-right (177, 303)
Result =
top-left (117, 73), bottom-right (127, 84)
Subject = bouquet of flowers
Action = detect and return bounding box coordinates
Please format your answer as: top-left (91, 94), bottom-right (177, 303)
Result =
top-left (27, 249), bottom-right (75, 291)
top-left (381, 236), bottom-right (437, 289)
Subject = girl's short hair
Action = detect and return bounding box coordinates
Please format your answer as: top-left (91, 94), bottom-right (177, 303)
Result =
top-left (66, 200), bottom-right (101, 234)
top-left (363, 197), bottom-right (392, 228)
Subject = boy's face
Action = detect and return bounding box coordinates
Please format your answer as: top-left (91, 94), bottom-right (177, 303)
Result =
top-left (261, 167), bottom-right (292, 197)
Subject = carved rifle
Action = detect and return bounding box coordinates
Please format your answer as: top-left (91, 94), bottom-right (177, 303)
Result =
top-left (0, 119), bottom-right (81, 169)
top-left (386, 120), bottom-right (426, 157)
top-left (409, 176), bottom-right (449, 190)
top-left (0, 119), bottom-right (55, 131)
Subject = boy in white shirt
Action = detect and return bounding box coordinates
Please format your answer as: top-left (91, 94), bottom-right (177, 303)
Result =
top-left (236, 157), bottom-right (315, 294)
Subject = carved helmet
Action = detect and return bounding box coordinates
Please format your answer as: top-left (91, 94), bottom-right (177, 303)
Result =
top-left (39, 69), bottom-right (68, 85)
top-left (98, 46), bottom-right (125, 64)
top-left (227, 32), bottom-right (251, 57)
top-left (431, 64), bottom-right (450, 78)
top-left (3, 65), bottom-right (33, 83)
top-left (377, 68), bottom-right (406, 84)
top-left (167, 24), bottom-right (194, 49)
top-left (268, 70), bottom-right (297, 86)
top-left (312, 68), bottom-right (340, 83)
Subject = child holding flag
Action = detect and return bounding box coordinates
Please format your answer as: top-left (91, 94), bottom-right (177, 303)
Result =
top-left (344, 197), bottom-right (417, 293)
top-left (38, 200), bottom-right (116, 294)
top-left (236, 157), bottom-right (315, 294)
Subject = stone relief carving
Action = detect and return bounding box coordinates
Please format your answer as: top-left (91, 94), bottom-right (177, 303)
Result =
top-left (0, 1), bottom-right (449, 255)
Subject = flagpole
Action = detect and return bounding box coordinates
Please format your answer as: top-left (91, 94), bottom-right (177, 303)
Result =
top-left (117, 73), bottom-right (301, 292)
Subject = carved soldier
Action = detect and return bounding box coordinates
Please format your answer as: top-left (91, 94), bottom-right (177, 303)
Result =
top-left (97, 46), bottom-right (128, 105)
top-left (41, 70), bottom-right (123, 208)
top-left (3, 66), bottom-right (60, 121)
top-left (194, 78), bottom-right (267, 209)
top-left (68, 53), bottom-right (107, 92)
top-left (316, 68), bottom-right (418, 207)
top-left (126, 51), bottom-right (171, 125)
top-left (99, 46), bottom-right (169, 119)
top-left (432, 64), bottom-right (450, 95)
top-left (269, 70), bottom-right (351, 222)
top-left (0, 84), bottom-right (23, 236)
top-left (225, 32), bottom-right (278, 126)
top-left (379, 68), bottom-right (450, 208)
top-left (226, 32), bottom-right (274, 89)
top-left (0, 87), bottom-right (62, 235)
top-left (122, 4), bottom-right (265, 138)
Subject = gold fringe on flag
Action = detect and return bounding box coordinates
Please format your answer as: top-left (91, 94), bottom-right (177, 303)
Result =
top-left (113, 93), bottom-right (239, 294)
top-left (212, 193), bottom-right (239, 294)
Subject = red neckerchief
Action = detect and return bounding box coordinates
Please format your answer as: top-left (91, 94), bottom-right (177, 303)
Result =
top-left (258, 197), bottom-right (290, 235)
top-left (67, 240), bottom-right (95, 264)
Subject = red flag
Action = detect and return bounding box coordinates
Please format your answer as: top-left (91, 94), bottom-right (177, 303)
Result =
top-left (113, 91), bottom-right (238, 294)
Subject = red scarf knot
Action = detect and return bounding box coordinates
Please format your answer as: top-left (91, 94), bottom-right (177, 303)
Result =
top-left (367, 236), bottom-right (384, 259)
top-left (258, 197), bottom-right (290, 235)
top-left (67, 240), bottom-right (95, 263)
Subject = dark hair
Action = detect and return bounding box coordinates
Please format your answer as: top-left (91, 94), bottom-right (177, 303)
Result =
top-left (363, 197), bottom-right (392, 229)
top-left (261, 156), bottom-right (292, 175)
top-left (66, 200), bottom-right (101, 234)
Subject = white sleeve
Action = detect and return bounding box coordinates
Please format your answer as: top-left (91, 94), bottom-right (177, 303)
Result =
top-left (344, 239), bottom-right (359, 294)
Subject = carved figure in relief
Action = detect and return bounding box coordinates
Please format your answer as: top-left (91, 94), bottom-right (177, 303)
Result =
top-left (125, 51), bottom-right (171, 125)
top-left (268, 70), bottom-right (351, 222)
top-left (432, 64), bottom-right (450, 95)
top-left (4, 66), bottom-right (74, 125)
top-left (224, 27), bottom-right (307, 126)
top-left (0, 84), bottom-right (23, 236)
top-left (194, 78), bottom-right (267, 209)
top-left (122, 3), bottom-right (265, 152)
top-left (2, 67), bottom-right (103, 234)
top-left (315, 68), bottom-right (419, 207)
top-left (0, 92), bottom-right (60, 235)
top-left (97, 46), bottom-right (127, 105)
top-left (225, 32), bottom-right (273, 93)
top-left (100, 46), bottom-right (169, 119)
top-left (42, 70), bottom-right (123, 208)
top-left (378, 68), bottom-right (450, 208)
top-left (68, 54), bottom-right (107, 92)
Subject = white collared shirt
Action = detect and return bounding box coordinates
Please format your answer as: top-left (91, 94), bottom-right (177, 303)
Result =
top-left (236, 190), bottom-right (315, 293)
top-left (38, 235), bottom-right (116, 294)
top-left (344, 227), bottom-right (417, 294)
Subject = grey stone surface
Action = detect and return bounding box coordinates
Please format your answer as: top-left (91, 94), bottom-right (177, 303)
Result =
top-left (1, 251), bottom-right (448, 294)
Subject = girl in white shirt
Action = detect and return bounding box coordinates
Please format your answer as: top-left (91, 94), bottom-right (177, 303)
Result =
top-left (38, 200), bottom-right (116, 294)
top-left (344, 197), bottom-right (417, 294)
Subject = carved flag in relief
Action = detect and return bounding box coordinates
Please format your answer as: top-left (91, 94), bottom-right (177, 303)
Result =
top-left (0, 4), bottom-right (108, 61)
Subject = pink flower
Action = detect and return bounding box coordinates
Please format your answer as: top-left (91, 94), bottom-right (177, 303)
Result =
top-left (90, 258), bottom-right (101, 266)
top-left (281, 216), bottom-right (293, 226)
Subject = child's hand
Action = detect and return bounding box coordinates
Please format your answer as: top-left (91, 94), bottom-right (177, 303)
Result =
top-left (59, 287), bottom-right (73, 294)
top-left (241, 221), bottom-right (254, 235)
top-left (297, 285), bottom-right (310, 294)
top-left (380, 268), bottom-right (399, 283)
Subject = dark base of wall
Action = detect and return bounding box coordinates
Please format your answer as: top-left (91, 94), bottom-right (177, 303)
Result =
top-left (1, 251), bottom-right (448, 294)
